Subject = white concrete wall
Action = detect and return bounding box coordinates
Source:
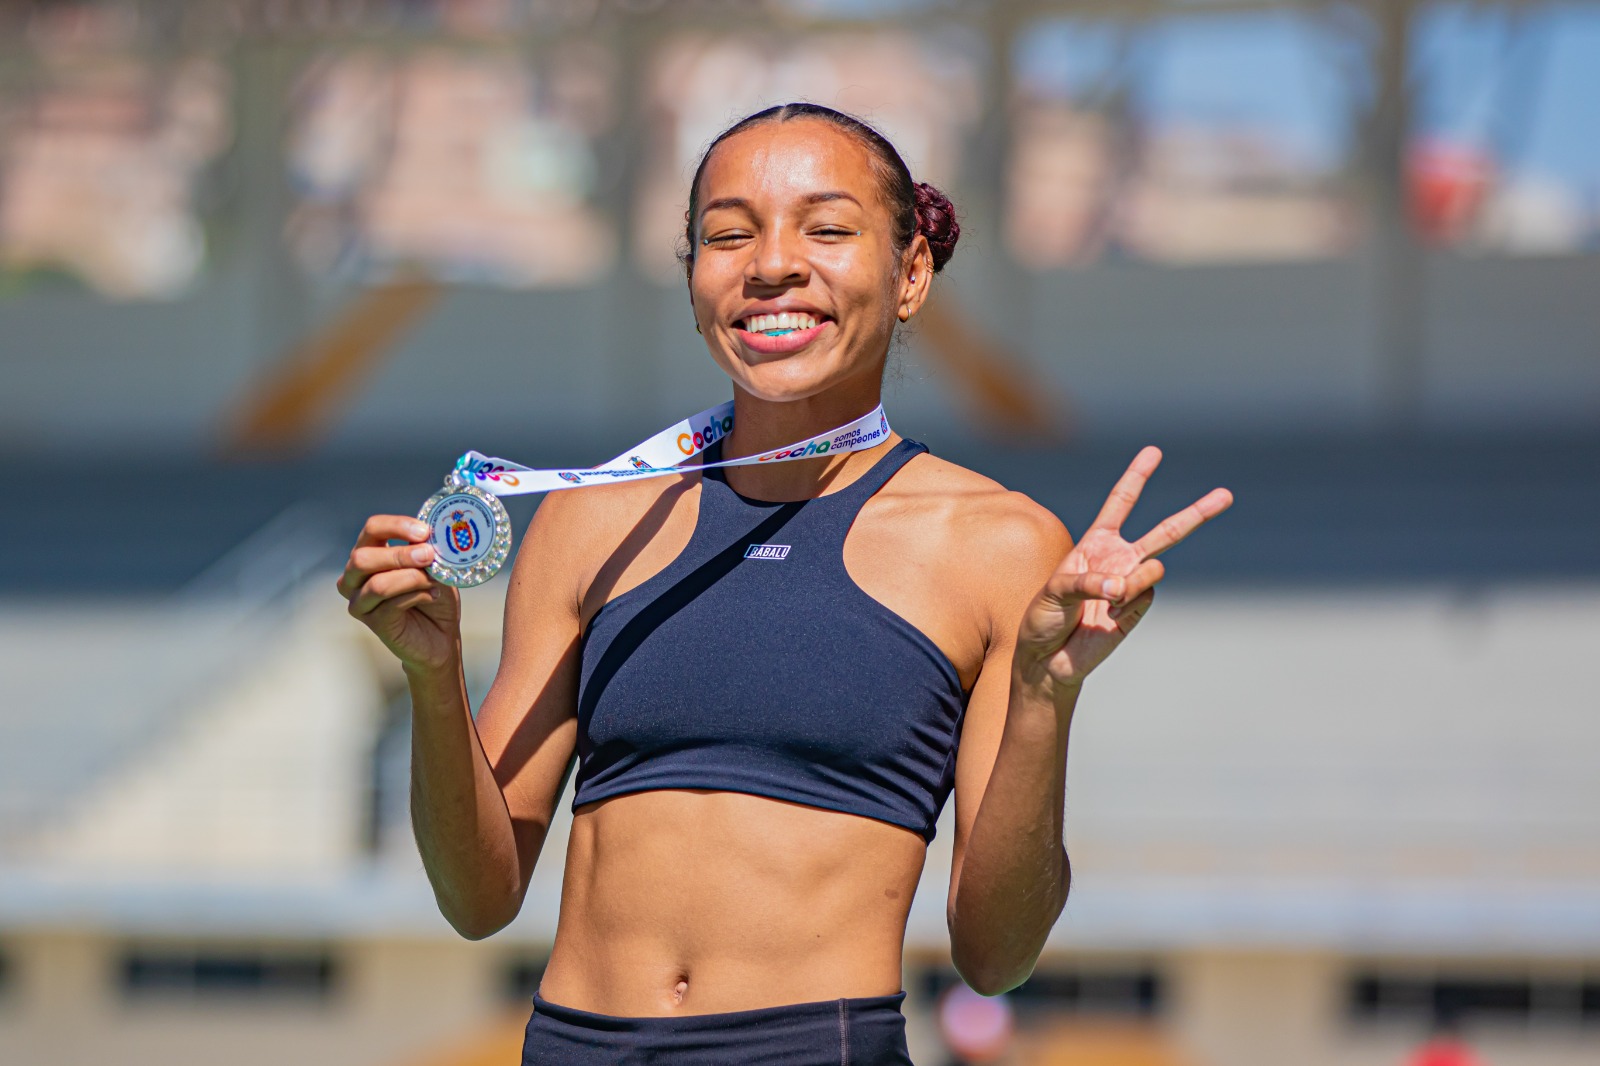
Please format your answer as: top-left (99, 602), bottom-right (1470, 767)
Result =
top-left (30, 595), bottom-right (381, 876)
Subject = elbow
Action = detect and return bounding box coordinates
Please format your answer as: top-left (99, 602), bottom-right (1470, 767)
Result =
top-left (949, 930), bottom-right (1042, 997)
top-left (442, 898), bottom-right (518, 941)
top-left (952, 950), bottom-right (1036, 998)
top-left (434, 874), bottom-right (525, 942)
top-left (451, 917), bottom-right (508, 942)
top-left (948, 887), bottom-right (1068, 996)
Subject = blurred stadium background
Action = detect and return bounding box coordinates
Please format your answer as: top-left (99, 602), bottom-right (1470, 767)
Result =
top-left (1, 0), bottom-right (1598, 1064)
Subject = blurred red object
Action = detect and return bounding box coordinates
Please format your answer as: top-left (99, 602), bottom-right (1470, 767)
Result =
top-left (1405, 1035), bottom-right (1488, 1066)
top-left (1407, 140), bottom-right (1494, 244)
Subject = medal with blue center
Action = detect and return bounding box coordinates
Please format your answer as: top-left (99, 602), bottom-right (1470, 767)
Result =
top-left (416, 472), bottom-right (512, 588)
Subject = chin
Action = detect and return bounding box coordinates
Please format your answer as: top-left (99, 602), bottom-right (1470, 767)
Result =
top-left (732, 372), bottom-right (838, 405)
top-left (719, 343), bottom-right (880, 403)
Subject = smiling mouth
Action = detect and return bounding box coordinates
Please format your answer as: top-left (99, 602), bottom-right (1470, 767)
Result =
top-left (737, 311), bottom-right (829, 337)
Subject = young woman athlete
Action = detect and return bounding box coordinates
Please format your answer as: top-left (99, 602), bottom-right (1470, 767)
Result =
top-left (337, 103), bottom-right (1232, 1064)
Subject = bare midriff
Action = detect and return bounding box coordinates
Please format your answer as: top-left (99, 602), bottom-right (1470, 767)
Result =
top-left (536, 788), bottom-right (928, 1017)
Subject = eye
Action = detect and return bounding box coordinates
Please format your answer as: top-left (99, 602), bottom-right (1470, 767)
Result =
top-left (700, 231), bottom-right (751, 247)
top-left (811, 226), bottom-right (858, 240)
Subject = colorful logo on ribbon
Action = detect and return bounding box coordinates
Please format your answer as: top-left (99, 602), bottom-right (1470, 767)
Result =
top-left (677, 413), bottom-right (735, 455)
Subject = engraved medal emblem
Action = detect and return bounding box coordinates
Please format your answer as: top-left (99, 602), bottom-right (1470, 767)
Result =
top-left (416, 476), bottom-right (512, 587)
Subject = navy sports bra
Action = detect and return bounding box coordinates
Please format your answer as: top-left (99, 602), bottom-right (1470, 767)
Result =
top-left (572, 438), bottom-right (968, 841)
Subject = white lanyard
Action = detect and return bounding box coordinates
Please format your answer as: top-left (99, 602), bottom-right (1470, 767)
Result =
top-left (417, 401), bottom-right (894, 587)
top-left (452, 401), bottom-right (893, 496)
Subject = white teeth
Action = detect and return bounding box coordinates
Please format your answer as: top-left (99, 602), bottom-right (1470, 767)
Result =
top-left (744, 312), bottom-right (819, 333)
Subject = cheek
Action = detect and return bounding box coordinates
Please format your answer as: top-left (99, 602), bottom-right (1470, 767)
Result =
top-left (687, 266), bottom-right (713, 306)
top-left (818, 254), bottom-right (895, 314)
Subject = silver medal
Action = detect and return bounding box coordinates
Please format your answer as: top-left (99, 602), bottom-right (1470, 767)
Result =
top-left (416, 474), bottom-right (512, 587)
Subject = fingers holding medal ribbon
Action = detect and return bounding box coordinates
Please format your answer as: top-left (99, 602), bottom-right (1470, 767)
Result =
top-left (420, 400), bottom-right (894, 587)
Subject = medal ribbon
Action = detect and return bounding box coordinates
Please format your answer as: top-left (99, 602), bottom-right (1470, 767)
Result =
top-left (452, 402), bottom-right (893, 497)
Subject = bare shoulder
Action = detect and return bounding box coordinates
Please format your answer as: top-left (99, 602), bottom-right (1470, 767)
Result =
top-left (524, 469), bottom-right (692, 541)
top-left (509, 470), bottom-right (701, 610)
top-left (886, 450), bottom-right (1072, 575)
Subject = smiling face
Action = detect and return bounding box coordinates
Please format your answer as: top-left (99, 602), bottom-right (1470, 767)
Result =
top-left (687, 118), bottom-right (931, 405)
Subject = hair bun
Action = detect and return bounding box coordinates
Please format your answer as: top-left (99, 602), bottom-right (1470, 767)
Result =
top-left (913, 182), bottom-right (960, 272)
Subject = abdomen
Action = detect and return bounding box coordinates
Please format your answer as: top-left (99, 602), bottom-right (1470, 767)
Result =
top-left (538, 788), bottom-right (927, 1016)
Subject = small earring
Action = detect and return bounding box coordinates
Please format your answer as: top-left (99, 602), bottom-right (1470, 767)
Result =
top-left (695, 322), bottom-right (703, 334)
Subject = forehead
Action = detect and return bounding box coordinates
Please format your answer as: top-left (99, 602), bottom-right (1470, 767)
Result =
top-left (697, 118), bottom-right (883, 211)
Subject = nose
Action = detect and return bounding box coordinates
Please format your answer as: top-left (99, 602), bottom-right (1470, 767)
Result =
top-left (746, 225), bottom-right (808, 288)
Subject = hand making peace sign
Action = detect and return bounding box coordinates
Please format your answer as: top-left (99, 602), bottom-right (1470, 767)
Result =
top-left (1016, 446), bottom-right (1234, 693)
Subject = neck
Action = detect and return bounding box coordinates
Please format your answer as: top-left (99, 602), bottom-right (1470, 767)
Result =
top-left (719, 381), bottom-right (893, 500)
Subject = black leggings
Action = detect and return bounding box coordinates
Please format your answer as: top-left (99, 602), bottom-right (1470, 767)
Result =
top-left (522, 989), bottom-right (916, 1065)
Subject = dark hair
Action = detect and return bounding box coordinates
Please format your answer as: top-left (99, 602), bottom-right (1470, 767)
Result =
top-left (681, 102), bottom-right (961, 277)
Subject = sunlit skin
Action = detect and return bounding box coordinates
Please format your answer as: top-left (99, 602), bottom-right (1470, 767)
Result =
top-left (336, 116), bottom-right (1232, 1018)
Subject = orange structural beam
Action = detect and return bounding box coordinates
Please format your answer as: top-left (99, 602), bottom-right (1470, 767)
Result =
top-left (1019, 1019), bottom-right (1198, 1066)
top-left (397, 1013), bottom-right (529, 1066)
top-left (223, 276), bottom-right (443, 456)
top-left (915, 292), bottom-right (1066, 442)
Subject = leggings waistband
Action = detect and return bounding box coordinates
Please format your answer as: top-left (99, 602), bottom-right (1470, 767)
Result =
top-left (523, 989), bottom-right (914, 1065)
top-left (530, 989), bottom-right (907, 1033)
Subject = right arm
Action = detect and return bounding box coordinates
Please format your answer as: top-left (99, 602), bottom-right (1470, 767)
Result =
top-left (338, 495), bottom-right (590, 939)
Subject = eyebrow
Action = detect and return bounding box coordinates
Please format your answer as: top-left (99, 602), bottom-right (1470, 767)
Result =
top-left (699, 191), bottom-right (863, 218)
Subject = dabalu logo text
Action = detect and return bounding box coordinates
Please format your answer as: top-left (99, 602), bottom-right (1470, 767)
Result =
top-left (744, 543), bottom-right (791, 560)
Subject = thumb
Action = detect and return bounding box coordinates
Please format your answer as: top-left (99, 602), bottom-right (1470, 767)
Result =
top-left (1043, 569), bottom-right (1127, 606)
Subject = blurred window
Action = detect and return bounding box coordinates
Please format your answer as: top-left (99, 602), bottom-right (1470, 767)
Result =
top-left (1349, 971), bottom-right (1600, 1027)
top-left (0, 14), bottom-right (231, 299)
top-left (632, 28), bottom-right (984, 283)
top-left (924, 964), bottom-right (1164, 1018)
top-left (119, 945), bottom-right (338, 1002)
top-left (286, 44), bottom-right (617, 287)
top-left (1008, 10), bottom-right (1359, 267)
top-left (786, 0), bottom-right (959, 14)
top-left (504, 956), bottom-right (548, 1002)
top-left (1410, 2), bottom-right (1600, 254)
top-left (249, 0), bottom-right (566, 35)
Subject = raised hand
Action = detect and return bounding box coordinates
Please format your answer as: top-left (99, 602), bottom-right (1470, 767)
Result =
top-left (336, 515), bottom-right (462, 672)
top-left (1016, 447), bottom-right (1232, 693)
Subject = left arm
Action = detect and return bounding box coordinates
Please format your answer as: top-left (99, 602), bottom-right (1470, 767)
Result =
top-left (947, 446), bottom-right (1232, 994)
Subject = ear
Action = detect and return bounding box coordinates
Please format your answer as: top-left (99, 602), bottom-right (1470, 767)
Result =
top-left (895, 234), bottom-right (934, 323)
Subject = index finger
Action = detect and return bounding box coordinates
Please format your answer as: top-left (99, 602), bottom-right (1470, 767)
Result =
top-left (1133, 487), bottom-right (1234, 559)
top-left (357, 514), bottom-right (431, 549)
top-left (1089, 446), bottom-right (1163, 532)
